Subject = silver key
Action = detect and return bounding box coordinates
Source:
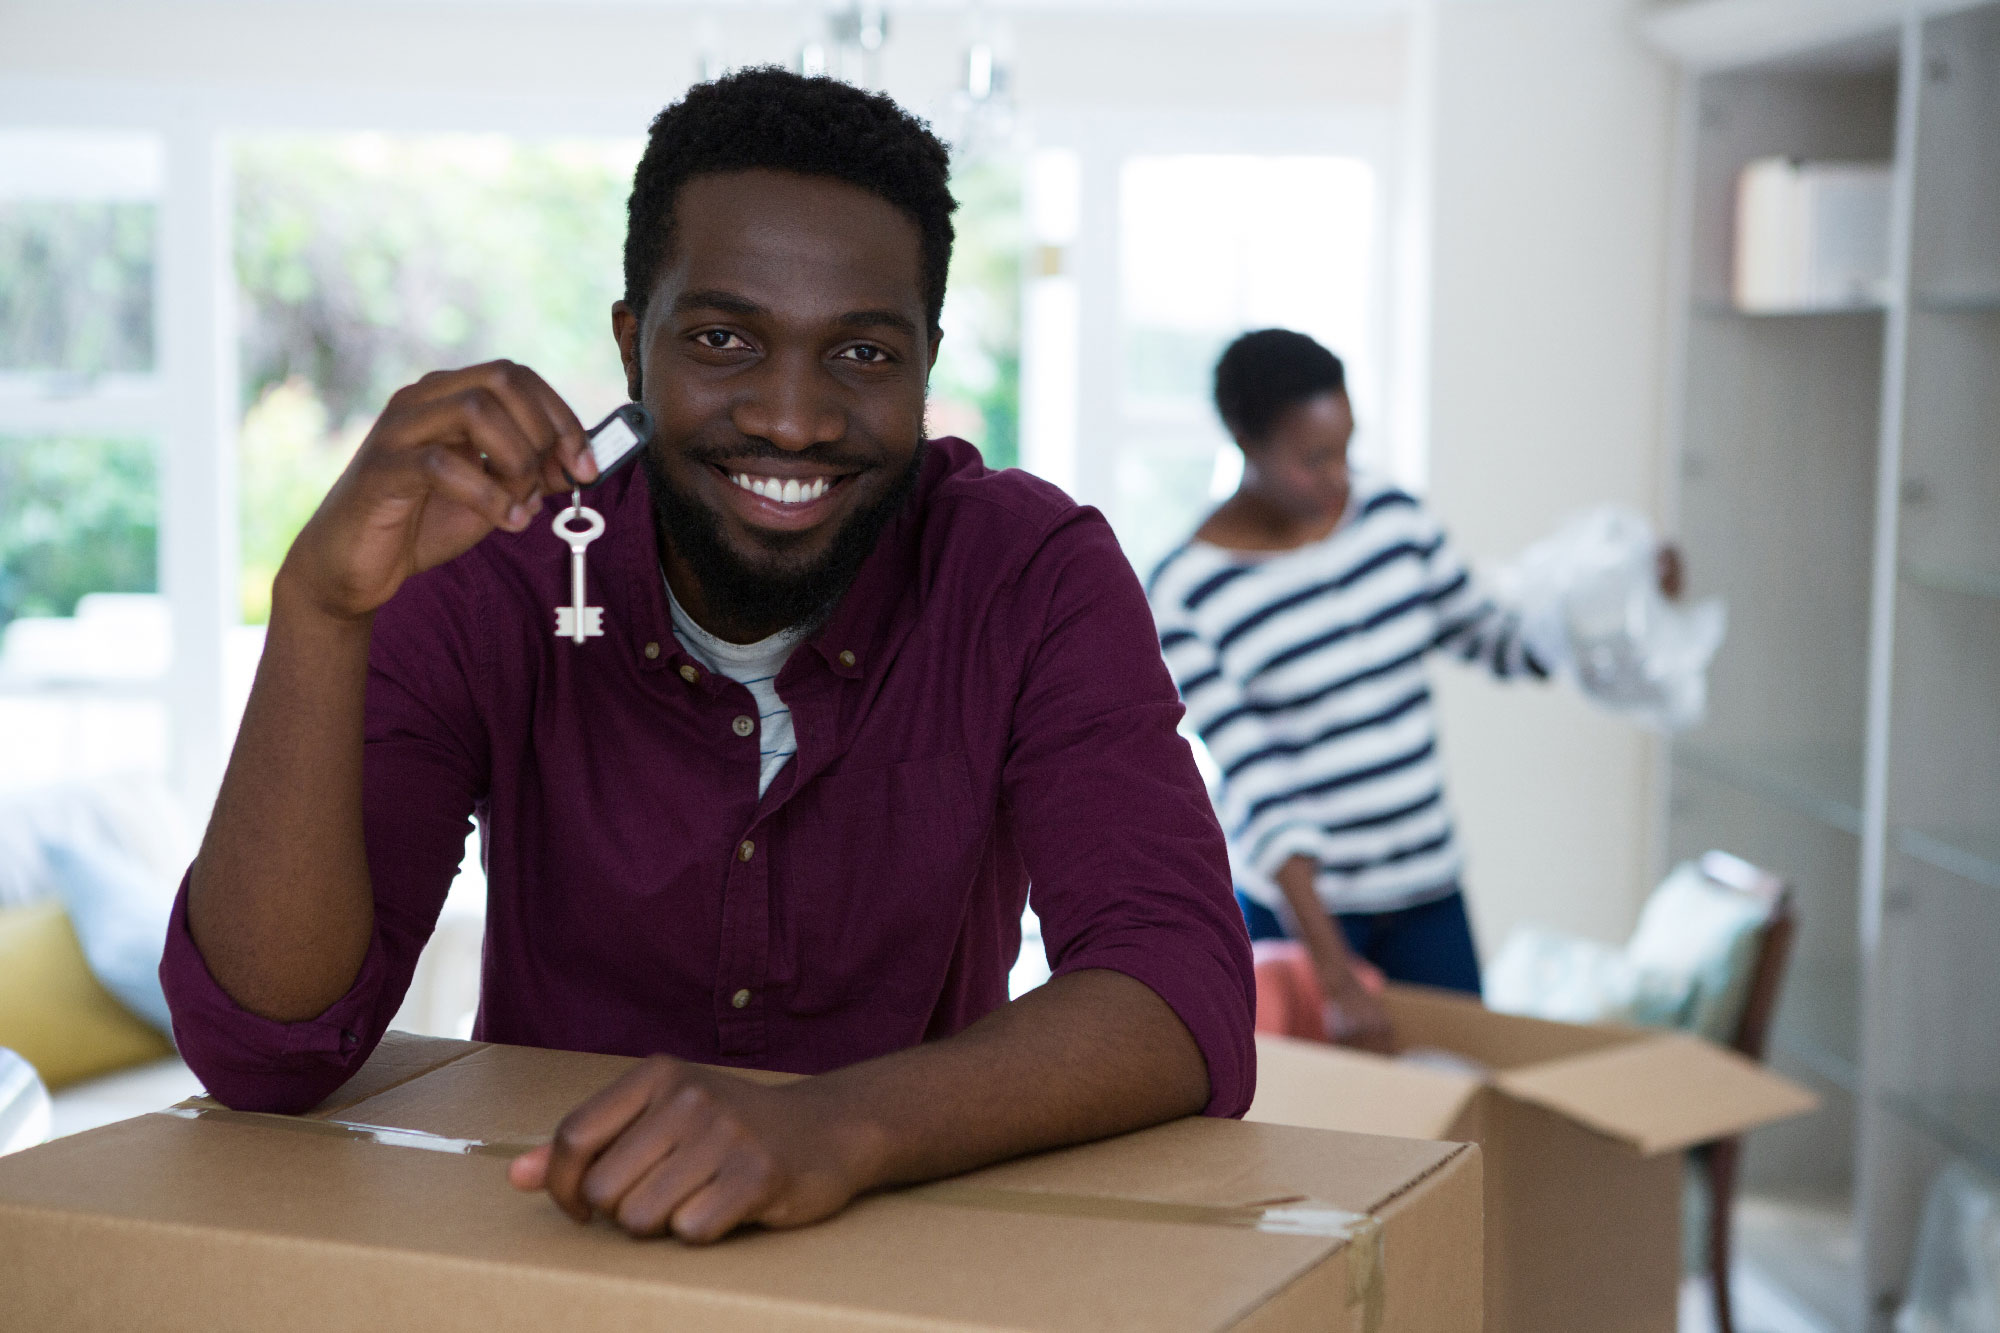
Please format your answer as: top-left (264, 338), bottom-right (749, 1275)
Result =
top-left (552, 493), bottom-right (606, 643)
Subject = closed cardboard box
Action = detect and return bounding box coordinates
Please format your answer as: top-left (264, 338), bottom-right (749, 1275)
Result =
top-left (0, 1033), bottom-right (1483, 1331)
top-left (1249, 986), bottom-right (1817, 1333)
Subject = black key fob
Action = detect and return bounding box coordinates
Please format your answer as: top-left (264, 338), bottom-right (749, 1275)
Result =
top-left (577, 402), bottom-right (652, 486)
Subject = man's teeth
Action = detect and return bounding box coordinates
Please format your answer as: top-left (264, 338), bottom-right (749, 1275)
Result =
top-left (730, 473), bottom-right (831, 504)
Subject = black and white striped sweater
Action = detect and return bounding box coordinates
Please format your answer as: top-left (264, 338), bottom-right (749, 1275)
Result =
top-left (1149, 475), bottom-right (1547, 915)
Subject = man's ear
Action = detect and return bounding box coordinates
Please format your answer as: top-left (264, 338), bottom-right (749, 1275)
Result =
top-left (612, 301), bottom-right (643, 401)
top-left (926, 328), bottom-right (943, 376)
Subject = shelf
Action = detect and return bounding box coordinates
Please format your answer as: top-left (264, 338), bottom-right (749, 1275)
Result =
top-left (1772, 960), bottom-right (1862, 1094)
top-left (1674, 743), bottom-right (1866, 836)
top-left (0, 678), bottom-right (168, 700)
top-left (1692, 298), bottom-right (1887, 319)
top-left (1880, 1088), bottom-right (2000, 1181)
top-left (1897, 825), bottom-right (2000, 893)
top-left (1913, 291), bottom-right (2000, 315)
top-left (1775, 1033), bottom-right (1860, 1096)
top-left (1902, 561), bottom-right (2000, 602)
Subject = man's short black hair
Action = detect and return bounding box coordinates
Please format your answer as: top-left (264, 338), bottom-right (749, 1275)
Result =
top-left (1213, 328), bottom-right (1347, 446)
top-left (624, 68), bottom-right (956, 333)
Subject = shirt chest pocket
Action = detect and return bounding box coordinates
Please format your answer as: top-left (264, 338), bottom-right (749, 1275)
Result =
top-left (779, 752), bottom-right (983, 1015)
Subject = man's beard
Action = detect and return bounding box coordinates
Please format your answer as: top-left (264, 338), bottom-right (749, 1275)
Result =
top-left (642, 438), bottom-right (926, 642)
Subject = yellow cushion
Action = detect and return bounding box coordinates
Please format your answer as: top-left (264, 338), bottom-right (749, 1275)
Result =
top-left (0, 899), bottom-right (173, 1090)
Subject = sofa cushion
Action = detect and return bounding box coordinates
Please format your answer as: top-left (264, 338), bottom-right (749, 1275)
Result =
top-left (41, 838), bottom-right (174, 1035)
top-left (0, 900), bottom-right (172, 1090)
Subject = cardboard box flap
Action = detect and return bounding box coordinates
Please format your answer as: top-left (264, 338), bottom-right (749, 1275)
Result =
top-left (307, 1033), bottom-right (489, 1116)
top-left (1492, 1031), bottom-right (1819, 1154)
top-left (1382, 984), bottom-right (1632, 1070)
top-left (1249, 1033), bottom-right (1482, 1141)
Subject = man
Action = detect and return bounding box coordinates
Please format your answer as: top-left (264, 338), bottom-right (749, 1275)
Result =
top-left (165, 70), bottom-right (1253, 1245)
top-left (1149, 329), bottom-right (1678, 1049)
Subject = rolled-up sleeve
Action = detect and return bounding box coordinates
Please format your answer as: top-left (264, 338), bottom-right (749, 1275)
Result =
top-left (1001, 511), bottom-right (1256, 1117)
top-left (159, 563), bottom-right (488, 1113)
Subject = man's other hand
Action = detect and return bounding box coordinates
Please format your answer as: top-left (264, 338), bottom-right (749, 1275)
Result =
top-left (508, 1056), bottom-right (882, 1243)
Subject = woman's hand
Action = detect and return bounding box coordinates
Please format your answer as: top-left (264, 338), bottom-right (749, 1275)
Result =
top-left (1274, 854), bottom-right (1398, 1052)
top-left (1319, 955), bottom-right (1394, 1053)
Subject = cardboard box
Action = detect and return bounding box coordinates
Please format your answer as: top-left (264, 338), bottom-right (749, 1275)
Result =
top-left (1248, 986), bottom-right (1818, 1333)
top-left (0, 1033), bottom-right (1484, 1331)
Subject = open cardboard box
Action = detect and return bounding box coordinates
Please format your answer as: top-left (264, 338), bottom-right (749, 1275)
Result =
top-left (0, 1033), bottom-right (1484, 1331)
top-left (1248, 985), bottom-right (1818, 1333)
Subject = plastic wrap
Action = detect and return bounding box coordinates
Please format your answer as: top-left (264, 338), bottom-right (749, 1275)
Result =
top-left (0, 1048), bottom-right (51, 1156)
top-left (1484, 861), bottom-right (1769, 1041)
top-left (1504, 507), bottom-right (1726, 732)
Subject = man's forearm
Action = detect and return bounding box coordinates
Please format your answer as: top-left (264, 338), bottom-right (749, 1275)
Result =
top-left (186, 577), bottom-right (377, 1022)
top-left (809, 969), bottom-right (1210, 1191)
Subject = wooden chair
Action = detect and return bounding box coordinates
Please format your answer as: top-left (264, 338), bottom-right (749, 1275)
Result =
top-left (1690, 849), bottom-right (1798, 1333)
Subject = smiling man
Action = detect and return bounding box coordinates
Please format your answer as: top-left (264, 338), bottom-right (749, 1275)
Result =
top-left (163, 70), bottom-right (1254, 1243)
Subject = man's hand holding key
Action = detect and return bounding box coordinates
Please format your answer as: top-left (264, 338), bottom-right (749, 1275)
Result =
top-left (185, 359), bottom-right (598, 1026)
top-left (279, 360), bottom-right (597, 623)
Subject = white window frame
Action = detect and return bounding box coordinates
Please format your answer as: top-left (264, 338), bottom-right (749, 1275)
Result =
top-left (1016, 107), bottom-right (1414, 540)
top-left (0, 80), bottom-right (670, 809)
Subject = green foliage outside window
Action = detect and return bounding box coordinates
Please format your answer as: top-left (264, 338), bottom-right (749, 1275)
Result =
top-left (0, 201), bottom-right (155, 377)
top-left (233, 135), bottom-right (638, 622)
top-left (0, 202), bottom-right (159, 630)
top-left (0, 436), bottom-right (157, 625)
top-left (930, 159), bottom-right (1022, 471)
top-left (235, 136), bottom-right (634, 428)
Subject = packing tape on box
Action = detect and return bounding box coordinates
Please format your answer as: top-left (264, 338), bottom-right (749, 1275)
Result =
top-left (155, 1105), bottom-right (1388, 1328)
top-left (910, 1184), bottom-right (1384, 1330)
top-left (157, 1105), bottom-right (543, 1159)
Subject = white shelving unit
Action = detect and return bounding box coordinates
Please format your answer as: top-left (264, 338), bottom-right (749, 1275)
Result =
top-left (1647, 3), bottom-right (2000, 1328)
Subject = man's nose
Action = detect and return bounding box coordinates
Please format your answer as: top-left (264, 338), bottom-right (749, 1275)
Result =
top-left (732, 354), bottom-right (846, 452)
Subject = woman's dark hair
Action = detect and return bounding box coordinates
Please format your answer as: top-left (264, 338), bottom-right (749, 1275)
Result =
top-left (1212, 328), bottom-right (1347, 446)
top-left (623, 67), bottom-right (956, 333)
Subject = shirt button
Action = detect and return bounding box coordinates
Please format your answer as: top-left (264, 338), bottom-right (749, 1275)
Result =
top-left (644, 641), bottom-right (661, 660)
top-left (679, 663), bottom-right (699, 683)
top-left (838, 649), bottom-right (857, 667)
top-left (732, 715), bottom-right (755, 737)
top-left (731, 988), bottom-right (752, 1009)
top-left (738, 839), bottom-right (755, 862)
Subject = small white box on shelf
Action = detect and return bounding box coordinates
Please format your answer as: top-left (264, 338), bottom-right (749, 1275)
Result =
top-left (1733, 156), bottom-right (1893, 312)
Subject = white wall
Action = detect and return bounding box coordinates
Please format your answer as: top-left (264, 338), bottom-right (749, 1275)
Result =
top-left (1419, 0), bottom-right (1679, 953)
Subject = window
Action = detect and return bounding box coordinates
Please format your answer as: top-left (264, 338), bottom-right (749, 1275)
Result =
top-left (1015, 119), bottom-right (1398, 584)
top-left (1113, 154), bottom-right (1378, 575)
top-left (928, 157), bottom-right (1023, 470)
top-left (0, 132), bottom-right (169, 790)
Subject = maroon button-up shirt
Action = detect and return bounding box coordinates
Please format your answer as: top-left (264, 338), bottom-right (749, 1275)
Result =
top-left (162, 439), bottom-right (1255, 1117)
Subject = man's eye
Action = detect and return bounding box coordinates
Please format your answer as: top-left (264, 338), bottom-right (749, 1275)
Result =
top-left (696, 329), bottom-right (746, 350)
top-left (840, 344), bottom-right (892, 364)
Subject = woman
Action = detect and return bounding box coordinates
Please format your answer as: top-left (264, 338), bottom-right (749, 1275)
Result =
top-left (1149, 329), bottom-right (1679, 1048)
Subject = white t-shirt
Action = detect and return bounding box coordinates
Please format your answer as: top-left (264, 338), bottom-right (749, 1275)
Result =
top-left (666, 585), bottom-right (804, 798)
